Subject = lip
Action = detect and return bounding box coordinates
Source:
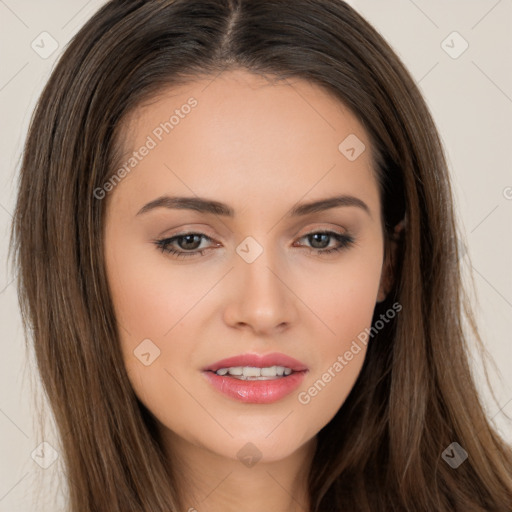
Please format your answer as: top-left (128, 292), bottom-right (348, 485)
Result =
top-left (202, 370), bottom-right (308, 404)
top-left (202, 352), bottom-right (308, 372)
top-left (202, 352), bottom-right (309, 404)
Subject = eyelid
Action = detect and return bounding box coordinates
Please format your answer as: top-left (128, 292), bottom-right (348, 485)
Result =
top-left (293, 223), bottom-right (351, 241)
top-left (158, 224), bottom-right (218, 239)
top-left (160, 224), bottom-right (350, 245)
top-left (296, 224), bottom-right (348, 237)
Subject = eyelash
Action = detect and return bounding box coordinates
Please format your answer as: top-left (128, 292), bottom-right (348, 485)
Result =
top-left (153, 230), bottom-right (355, 259)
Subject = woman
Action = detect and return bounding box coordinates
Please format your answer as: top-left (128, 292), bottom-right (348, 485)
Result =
top-left (11, 0), bottom-right (512, 510)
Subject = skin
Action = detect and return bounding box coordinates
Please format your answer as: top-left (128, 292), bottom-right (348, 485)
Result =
top-left (104, 69), bottom-right (393, 512)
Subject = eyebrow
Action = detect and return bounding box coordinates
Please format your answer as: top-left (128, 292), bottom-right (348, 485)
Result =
top-left (136, 194), bottom-right (371, 218)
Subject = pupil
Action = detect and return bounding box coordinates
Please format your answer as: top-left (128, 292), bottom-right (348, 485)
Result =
top-left (310, 233), bottom-right (329, 249)
top-left (180, 234), bottom-right (201, 250)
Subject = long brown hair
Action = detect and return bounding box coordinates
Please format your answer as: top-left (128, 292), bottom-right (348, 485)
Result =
top-left (11, 1), bottom-right (512, 510)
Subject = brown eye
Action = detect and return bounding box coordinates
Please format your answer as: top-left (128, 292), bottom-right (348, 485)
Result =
top-left (154, 233), bottom-right (214, 258)
top-left (297, 231), bottom-right (355, 254)
top-left (175, 234), bottom-right (203, 251)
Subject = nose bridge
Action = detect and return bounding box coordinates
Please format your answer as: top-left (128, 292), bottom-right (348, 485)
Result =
top-left (242, 245), bottom-right (281, 297)
top-left (226, 234), bottom-right (295, 332)
top-left (239, 236), bottom-right (284, 303)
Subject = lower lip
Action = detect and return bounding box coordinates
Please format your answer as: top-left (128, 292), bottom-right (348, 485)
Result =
top-left (202, 370), bottom-right (308, 404)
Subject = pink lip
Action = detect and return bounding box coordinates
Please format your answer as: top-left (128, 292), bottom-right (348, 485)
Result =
top-left (202, 370), bottom-right (308, 404)
top-left (202, 352), bottom-right (308, 372)
top-left (202, 352), bottom-right (309, 404)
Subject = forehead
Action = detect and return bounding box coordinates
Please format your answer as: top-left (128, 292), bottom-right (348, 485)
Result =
top-left (109, 69), bottom-right (379, 214)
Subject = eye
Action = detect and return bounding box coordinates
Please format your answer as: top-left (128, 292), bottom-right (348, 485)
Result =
top-left (295, 230), bottom-right (355, 255)
top-left (153, 230), bottom-right (355, 260)
top-left (154, 233), bottom-right (217, 259)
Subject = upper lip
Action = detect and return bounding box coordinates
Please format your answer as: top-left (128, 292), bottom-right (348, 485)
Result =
top-left (203, 352), bottom-right (308, 372)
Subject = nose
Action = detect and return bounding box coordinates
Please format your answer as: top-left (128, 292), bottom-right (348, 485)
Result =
top-left (223, 246), bottom-right (298, 336)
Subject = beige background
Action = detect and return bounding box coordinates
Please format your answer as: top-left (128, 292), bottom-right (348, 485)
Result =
top-left (0, 1), bottom-right (511, 510)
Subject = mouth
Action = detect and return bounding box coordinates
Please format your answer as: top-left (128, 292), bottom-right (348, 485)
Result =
top-left (202, 352), bottom-right (308, 373)
top-left (201, 352), bottom-right (309, 403)
top-left (209, 365), bottom-right (298, 380)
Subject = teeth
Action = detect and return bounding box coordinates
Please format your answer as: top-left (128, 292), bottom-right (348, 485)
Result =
top-left (214, 365), bottom-right (294, 379)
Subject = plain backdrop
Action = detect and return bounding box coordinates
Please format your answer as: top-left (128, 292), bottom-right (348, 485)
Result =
top-left (0, 1), bottom-right (511, 510)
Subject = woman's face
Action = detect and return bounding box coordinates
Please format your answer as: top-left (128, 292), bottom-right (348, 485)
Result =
top-left (104, 69), bottom-right (389, 463)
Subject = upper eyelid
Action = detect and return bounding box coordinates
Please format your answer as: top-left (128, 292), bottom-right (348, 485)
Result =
top-left (164, 222), bottom-right (350, 239)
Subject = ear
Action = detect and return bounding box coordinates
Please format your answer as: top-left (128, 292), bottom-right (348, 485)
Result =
top-left (376, 219), bottom-right (404, 303)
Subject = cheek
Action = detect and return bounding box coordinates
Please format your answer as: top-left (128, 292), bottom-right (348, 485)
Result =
top-left (297, 239), bottom-right (384, 344)
top-left (289, 251), bottom-right (382, 432)
top-left (105, 233), bottom-right (213, 349)
top-left (104, 237), bottom-right (214, 439)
